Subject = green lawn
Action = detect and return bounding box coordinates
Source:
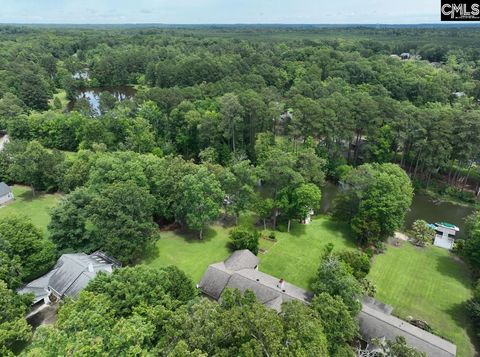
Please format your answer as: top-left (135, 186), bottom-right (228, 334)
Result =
top-left (259, 218), bottom-right (356, 289)
top-left (0, 185), bottom-right (61, 234)
top-left (144, 216), bottom-right (355, 287)
top-left (368, 242), bottom-right (475, 357)
top-left (144, 225), bottom-right (232, 283)
top-left (259, 237), bottom-right (276, 252)
top-left (144, 216), bottom-right (475, 356)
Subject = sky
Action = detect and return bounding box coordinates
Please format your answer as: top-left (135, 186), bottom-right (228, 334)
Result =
top-left (0, 0), bottom-right (442, 24)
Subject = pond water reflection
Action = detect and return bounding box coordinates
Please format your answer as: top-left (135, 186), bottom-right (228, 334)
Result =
top-left (320, 182), bottom-right (474, 237)
top-left (67, 86), bottom-right (136, 115)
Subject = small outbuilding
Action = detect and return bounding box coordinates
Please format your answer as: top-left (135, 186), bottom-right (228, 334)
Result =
top-left (0, 182), bottom-right (14, 205)
top-left (452, 91), bottom-right (466, 98)
top-left (431, 222), bottom-right (459, 250)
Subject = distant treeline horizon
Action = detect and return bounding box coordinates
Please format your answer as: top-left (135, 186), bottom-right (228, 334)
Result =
top-left (1, 23), bottom-right (480, 28)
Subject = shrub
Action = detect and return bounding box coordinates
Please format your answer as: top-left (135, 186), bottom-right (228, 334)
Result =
top-left (374, 241), bottom-right (387, 254)
top-left (333, 164), bottom-right (353, 182)
top-left (229, 226), bottom-right (260, 255)
top-left (268, 231), bottom-right (276, 241)
top-left (408, 219), bottom-right (435, 247)
top-left (360, 278), bottom-right (376, 297)
top-left (337, 250), bottom-right (371, 279)
top-left (453, 239), bottom-right (465, 253)
top-left (364, 247), bottom-right (375, 258)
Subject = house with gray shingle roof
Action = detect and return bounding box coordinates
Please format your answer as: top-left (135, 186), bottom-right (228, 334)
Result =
top-left (199, 250), bottom-right (456, 357)
top-left (360, 301), bottom-right (456, 357)
top-left (18, 251), bottom-right (120, 305)
top-left (198, 250), bottom-right (312, 309)
top-left (0, 182), bottom-right (13, 205)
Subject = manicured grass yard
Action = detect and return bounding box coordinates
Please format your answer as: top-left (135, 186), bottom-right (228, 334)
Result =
top-left (368, 242), bottom-right (475, 357)
top-left (144, 216), bottom-right (476, 356)
top-left (145, 216), bottom-right (355, 287)
top-left (0, 185), bottom-right (61, 234)
top-left (259, 218), bottom-right (356, 289)
top-left (259, 237), bottom-right (276, 252)
top-left (144, 225), bottom-right (232, 283)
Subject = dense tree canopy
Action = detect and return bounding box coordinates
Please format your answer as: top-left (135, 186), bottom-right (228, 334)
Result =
top-left (49, 182), bottom-right (156, 264)
top-left (0, 216), bottom-right (56, 287)
top-left (463, 211), bottom-right (480, 269)
top-left (0, 281), bottom-right (32, 356)
top-left (334, 163), bottom-right (413, 245)
top-left (312, 253), bottom-right (363, 315)
top-left (175, 166), bottom-right (224, 238)
top-left (0, 25), bottom-right (456, 357)
top-left (1, 26), bottom-right (479, 195)
top-left (25, 266), bottom-right (335, 356)
top-left (3, 140), bottom-right (64, 194)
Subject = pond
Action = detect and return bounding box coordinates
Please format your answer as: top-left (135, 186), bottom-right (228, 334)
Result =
top-left (404, 194), bottom-right (473, 238)
top-left (67, 86), bottom-right (136, 115)
top-left (320, 181), bottom-right (474, 237)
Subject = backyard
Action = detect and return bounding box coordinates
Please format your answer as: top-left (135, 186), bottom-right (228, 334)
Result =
top-left (259, 218), bottom-right (355, 289)
top-left (0, 185), bottom-right (61, 234)
top-left (145, 215), bottom-right (476, 356)
top-left (368, 242), bottom-right (475, 357)
top-left (145, 225), bottom-right (232, 283)
top-left (144, 217), bottom-right (356, 286)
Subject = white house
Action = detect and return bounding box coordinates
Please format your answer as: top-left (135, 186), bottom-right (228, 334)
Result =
top-left (0, 182), bottom-right (14, 205)
top-left (432, 222), bottom-right (459, 250)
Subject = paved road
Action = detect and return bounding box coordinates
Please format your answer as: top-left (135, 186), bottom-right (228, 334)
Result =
top-left (0, 134), bottom-right (9, 151)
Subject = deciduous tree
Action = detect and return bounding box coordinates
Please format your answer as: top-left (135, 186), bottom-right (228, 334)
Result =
top-left (0, 280), bottom-right (32, 356)
top-left (175, 167), bottom-right (224, 239)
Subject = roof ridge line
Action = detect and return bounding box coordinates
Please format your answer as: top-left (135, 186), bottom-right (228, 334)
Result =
top-left (361, 305), bottom-right (455, 353)
top-left (232, 270), bottom-right (309, 302)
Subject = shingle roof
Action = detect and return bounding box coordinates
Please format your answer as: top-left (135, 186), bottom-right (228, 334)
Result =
top-left (198, 263), bottom-right (233, 300)
top-left (199, 251), bottom-right (457, 357)
top-left (198, 250), bottom-right (312, 311)
top-left (227, 269), bottom-right (312, 306)
top-left (224, 249), bottom-right (259, 271)
top-left (264, 296), bottom-right (283, 311)
top-left (18, 252), bottom-right (117, 303)
top-left (17, 270), bottom-right (56, 304)
top-left (0, 182), bottom-right (11, 197)
top-left (362, 296), bottom-right (393, 315)
top-left (359, 303), bottom-right (456, 357)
